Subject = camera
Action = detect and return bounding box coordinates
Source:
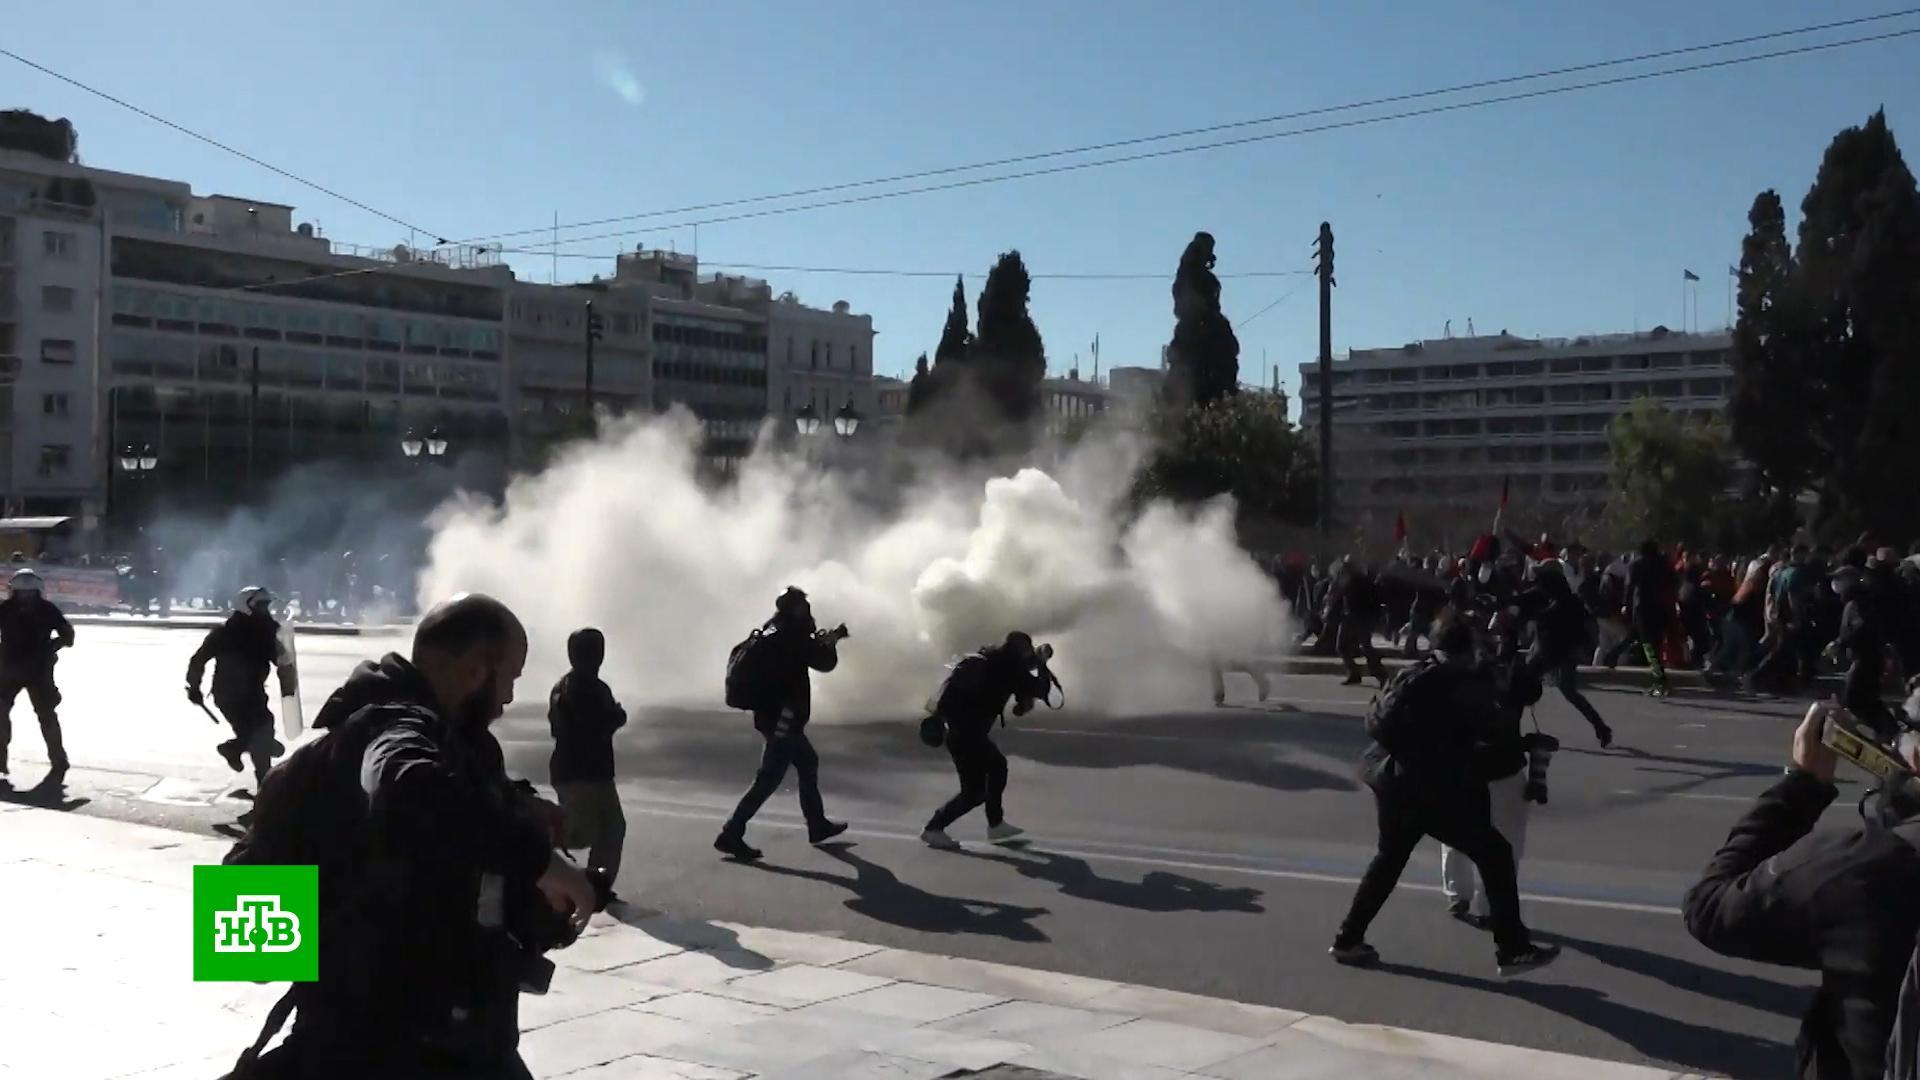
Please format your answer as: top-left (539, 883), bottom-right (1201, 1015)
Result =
top-left (500, 865), bottom-right (615, 995)
top-left (1820, 706), bottom-right (1916, 793)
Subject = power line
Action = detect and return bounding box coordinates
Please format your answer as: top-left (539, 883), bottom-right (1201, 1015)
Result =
top-left (457, 9), bottom-right (1920, 248)
top-left (501, 255), bottom-right (1315, 280)
top-left (1239, 278), bottom-right (1315, 328)
top-left (488, 25), bottom-right (1920, 255)
top-left (0, 48), bottom-right (451, 244)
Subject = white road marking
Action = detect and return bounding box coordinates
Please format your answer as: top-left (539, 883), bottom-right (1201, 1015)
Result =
top-left (1614, 788), bottom-right (1755, 803)
top-left (626, 800), bottom-right (1679, 916)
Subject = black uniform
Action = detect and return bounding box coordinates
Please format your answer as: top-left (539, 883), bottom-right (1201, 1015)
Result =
top-left (188, 610), bottom-right (290, 781)
top-left (1335, 658), bottom-right (1544, 964)
top-left (1513, 575), bottom-right (1612, 745)
top-left (244, 654), bottom-right (554, 1080)
top-left (0, 592), bottom-right (74, 773)
top-left (721, 609), bottom-right (843, 842)
top-left (1835, 567), bottom-right (1896, 735)
top-left (1336, 567), bottom-right (1389, 686)
top-left (925, 646), bottom-right (1053, 834)
top-left (1685, 772), bottom-right (1920, 1080)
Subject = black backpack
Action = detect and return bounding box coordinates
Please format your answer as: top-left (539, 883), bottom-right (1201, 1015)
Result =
top-left (724, 626), bottom-right (778, 712)
top-left (1364, 659), bottom-right (1439, 749)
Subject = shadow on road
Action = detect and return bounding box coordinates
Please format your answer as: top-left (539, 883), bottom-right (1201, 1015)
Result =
top-left (1374, 960), bottom-right (1792, 1078)
top-left (1541, 930), bottom-right (1809, 1019)
top-left (741, 843), bottom-right (1052, 943)
top-left (0, 772), bottom-right (89, 812)
top-left (596, 905), bottom-right (774, 972)
top-left (960, 842), bottom-right (1265, 914)
top-left (1007, 712), bottom-right (1361, 794)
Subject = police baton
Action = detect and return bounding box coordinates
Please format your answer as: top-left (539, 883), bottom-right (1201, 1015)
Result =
top-left (194, 699), bottom-right (220, 725)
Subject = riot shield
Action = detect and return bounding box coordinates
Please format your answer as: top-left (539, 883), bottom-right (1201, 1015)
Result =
top-left (275, 621), bottom-right (304, 739)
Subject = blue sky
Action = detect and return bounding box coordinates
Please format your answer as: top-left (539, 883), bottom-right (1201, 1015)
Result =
top-left (7, 1), bottom-right (1917, 396)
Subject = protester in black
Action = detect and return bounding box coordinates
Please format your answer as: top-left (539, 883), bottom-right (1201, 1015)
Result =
top-left (232, 594), bottom-right (596, 1080)
top-left (1337, 562), bottom-right (1389, 687)
top-left (549, 628), bottom-right (628, 880)
top-left (187, 587), bottom-right (294, 786)
top-left (715, 587), bottom-right (849, 860)
top-left (1512, 561), bottom-right (1613, 748)
top-left (0, 568), bottom-right (74, 776)
top-left (1330, 620), bottom-right (1560, 977)
top-left (1684, 696), bottom-right (1920, 1080)
top-left (921, 632), bottom-right (1055, 849)
top-left (1830, 559), bottom-right (1895, 737)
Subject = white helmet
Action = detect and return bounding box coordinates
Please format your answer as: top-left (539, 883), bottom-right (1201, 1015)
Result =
top-left (236, 585), bottom-right (274, 614)
top-left (8, 568), bottom-right (43, 596)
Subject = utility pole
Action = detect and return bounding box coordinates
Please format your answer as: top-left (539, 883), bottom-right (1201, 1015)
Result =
top-left (1314, 222), bottom-right (1336, 541)
top-left (247, 344), bottom-right (260, 497)
top-left (583, 300), bottom-right (605, 434)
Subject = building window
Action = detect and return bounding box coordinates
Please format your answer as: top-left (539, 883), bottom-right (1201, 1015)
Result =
top-left (40, 338), bottom-right (76, 365)
top-left (36, 444), bottom-right (70, 477)
top-left (42, 285), bottom-right (76, 313)
top-left (41, 393), bottom-right (68, 417)
top-left (42, 230), bottom-right (76, 259)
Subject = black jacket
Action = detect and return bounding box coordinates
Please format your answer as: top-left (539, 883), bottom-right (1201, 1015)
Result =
top-left (1514, 577), bottom-right (1590, 662)
top-left (1627, 554), bottom-right (1673, 633)
top-left (753, 612), bottom-right (840, 733)
top-left (1684, 771), bottom-right (1920, 1080)
top-left (187, 611), bottom-right (284, 706)
top-left (935, 648), bottom-right (1054, 741)
top-left (0, 595), bottom-right (72, 670)
top-left (1362, 663), bottom-right (1516, 797)
top-left (293, 654), bottom-right (552, 1069)
top-left (548, 671), bottom-right (626, 784)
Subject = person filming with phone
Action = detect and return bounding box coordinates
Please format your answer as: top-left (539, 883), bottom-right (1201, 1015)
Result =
top-left (1684, 685), bottom-right (1920, 1080)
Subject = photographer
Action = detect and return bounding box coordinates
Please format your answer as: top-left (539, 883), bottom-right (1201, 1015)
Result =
top-left (1512, 560), bottom-right (1613, 748)
top-left (1684, 691), bottom-right (1920, 1080)
top-left (230, 594), bottom-right (596, 1080)
top-left (714, 587), bottom-right (849, 861)
top-left (921, 631), bottom-right (1057, 849)
top-left (1330, 620), bottom-right (1560, 977)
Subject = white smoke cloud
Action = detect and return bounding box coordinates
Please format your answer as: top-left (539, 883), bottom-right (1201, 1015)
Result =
top-left (592, 51), bottom-right (646, 107)
top-left (416, 411), bottom-right (1288, 717)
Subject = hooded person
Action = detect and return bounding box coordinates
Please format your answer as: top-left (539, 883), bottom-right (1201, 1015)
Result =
top-left (714, 587), bottom-right (850, 861)
top-left (0, 567), bottom-right (75, 776)
top-left (920, 631), bottom-right (1057, 849)
top-left (548, 627), bottom-right (628, 881)
top-left (187, 586), bottom-right (296, 787)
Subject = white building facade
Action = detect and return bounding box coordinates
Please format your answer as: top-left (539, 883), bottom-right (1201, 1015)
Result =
top-left (1298, 328), bottom-right (1735, 538)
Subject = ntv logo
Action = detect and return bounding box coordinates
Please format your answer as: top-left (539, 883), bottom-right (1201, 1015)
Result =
top-left (194, 865), bottom-right (318, 982)
top-left (213, 895), bottom-right (302, 954)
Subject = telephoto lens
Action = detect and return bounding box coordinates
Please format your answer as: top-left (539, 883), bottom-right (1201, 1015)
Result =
top-left (1520, 732), bottom-right (1560, 804)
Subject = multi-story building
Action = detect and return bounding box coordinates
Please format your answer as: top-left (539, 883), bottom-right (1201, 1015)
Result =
top-left (1105, 365), bottom-right (1165, 419)
top-left (507, 280), bottom-right (649, 461)
top-left (760, 294), bottom-right (876, 434)
top-left (2, 142), bottom-right (515, 529)
top-left (1039, 373), bottom-right (1108, 437)
top-left (1298, 327), bottom-right (1734, 538)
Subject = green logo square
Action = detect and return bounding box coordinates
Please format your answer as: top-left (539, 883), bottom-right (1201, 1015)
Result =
top-left (193, 865), bottom-right (318, 983)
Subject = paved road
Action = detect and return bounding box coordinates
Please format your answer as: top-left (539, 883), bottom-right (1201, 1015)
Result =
top-left (2, 624), bottom-right (1838, 1078)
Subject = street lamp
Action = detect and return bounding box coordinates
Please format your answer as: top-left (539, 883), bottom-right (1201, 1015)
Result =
top-left (118, 444), bottom-right (157, 476)
top-left (400, 429), bottom-right (425, 458)
top-left (832, 401), bottom-right (863, 439)
top-left (793, 404), bottom-right (822, 438)
top-left (425, 427), bottom-right (448, 458)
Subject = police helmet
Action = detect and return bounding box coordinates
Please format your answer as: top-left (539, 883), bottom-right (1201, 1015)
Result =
top-left (236, 586), bottom-right (274, 614)
top-left (7, 568), bottom-right (42, 596)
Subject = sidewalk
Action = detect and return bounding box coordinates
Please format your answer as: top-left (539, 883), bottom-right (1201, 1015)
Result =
top-left (0, 806), bottom-right (1712, 1080)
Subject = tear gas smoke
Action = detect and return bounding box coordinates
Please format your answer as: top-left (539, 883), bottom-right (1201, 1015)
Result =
top-left (417, 411), bottom-right (1290, 717)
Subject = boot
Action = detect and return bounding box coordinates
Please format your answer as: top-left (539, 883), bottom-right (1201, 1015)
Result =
top-left (40, 719), bottom-right (68, 772)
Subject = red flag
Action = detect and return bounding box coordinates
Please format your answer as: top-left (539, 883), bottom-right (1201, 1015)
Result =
top-left (1393, 512), bottom-right (1407, 546)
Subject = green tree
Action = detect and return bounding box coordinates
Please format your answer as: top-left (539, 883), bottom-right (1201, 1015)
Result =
top-left (1133, 393), bottom-right (1317, 526)
top-left (972, 251), bottom-right (1046, 424)
top-left (1792, 110), bottom-right (1920, 540)
top-left (934, 276), bottom-right (971, 368)
top-left (1163, 232), bottom-right (1241, 408)
top-left (905, 354), bottom-right (932, 415)
top-left (1604, 399), bottom-right (1733, 545)
top-left (1730, 190), bottom-right (1820, 511)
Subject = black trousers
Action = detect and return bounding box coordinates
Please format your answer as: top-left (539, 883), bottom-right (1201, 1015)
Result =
top-left (1339, 613), bottom-right (1387, 683)
top-left (927, 733), bottom-right (1008, 831)
top-left (1844, 647), bottom-right (1889, 736)
top-left (1337, 785), bottom-right (1531, 955)
top-left (724, 721), bottom-right (827, 834)
top-left (0, 663), bottom-right (64, 768)
top-left (217, 694), bottom-right (278, 781)
top-left (1749, 626), bottom-right (1804, 690)
top-left (1526, 649), bottom-right (1608, 738)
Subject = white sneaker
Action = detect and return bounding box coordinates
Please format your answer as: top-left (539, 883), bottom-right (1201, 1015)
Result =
top-left (987, 823), bottom-right (1025, 843)
top-left (921, 828), bottom-right (961, 851)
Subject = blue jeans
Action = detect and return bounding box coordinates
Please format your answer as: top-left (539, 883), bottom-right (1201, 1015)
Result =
top-left (725, 721), bottom-right (827, 834)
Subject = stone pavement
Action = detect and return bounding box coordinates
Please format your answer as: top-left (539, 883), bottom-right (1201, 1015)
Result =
top-left (0, 805), bottom-right (1715, 1080)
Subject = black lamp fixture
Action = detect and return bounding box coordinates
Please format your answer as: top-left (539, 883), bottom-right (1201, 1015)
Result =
top-left (793, 403), bottom-right (822, 438)
top-left (831, 401), bottom-right (863, 438)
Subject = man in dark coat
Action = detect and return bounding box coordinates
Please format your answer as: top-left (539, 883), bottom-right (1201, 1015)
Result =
top-left (188, 586), bottom-right (295, 786)
top-left (0, 568), bottom-right (74, 776)
top-left (714, 587), bottom-right (849, 860)
top-left (548, 628), bottom-right (627, 879)
top-left (921, 632), bottom-right (1056, 849)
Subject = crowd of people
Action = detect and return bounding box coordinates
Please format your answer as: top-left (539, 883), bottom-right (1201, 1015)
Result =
top-left (1278, 531), bottom-right (1920, 730)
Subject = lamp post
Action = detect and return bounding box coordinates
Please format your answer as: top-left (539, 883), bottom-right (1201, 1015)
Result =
top-left (793, 404), bottom-right (822, 438)
top-left (831, 401), bottom-right (863, 439)
top-left (116, 443), bottom-right (158, 552)
top-left (400, 427), bottom-right (449, 462)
